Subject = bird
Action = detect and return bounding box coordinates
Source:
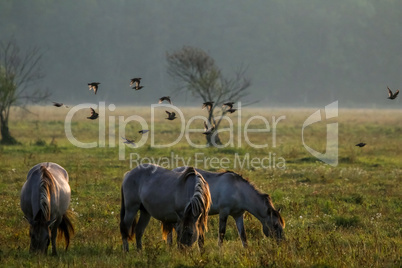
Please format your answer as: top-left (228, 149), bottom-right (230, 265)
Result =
top-left (139, 130), bottom-right (149, 134)
top-left (202, 101), bottom-right (214, 111)
top-left (52, 102), bottom-right (68, 108)
top-left (130, 78), bottom-right (143, 90)
top-left (87, 108), bottom-right (99, 120)
top-left (387, 86), bottom-right (399, 100)
top-left (226, 108), bottom-right (237, 114)
top-left (165, 111), bottom-right (177, 120)
top-left (159, 96), bottom-right (172, 104)
top-left (122, 137), bottom-right (136, 146)
top-left (355, 143), bottom-right (366, 147)
top-left (222, 102), bottom-right (235, 109)
top-left (88, 82), bottom-right (100, 94)
top-left (203, 121), bottom-right (215, 135)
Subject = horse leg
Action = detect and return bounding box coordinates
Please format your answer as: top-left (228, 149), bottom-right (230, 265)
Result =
top-left (162, 222), bottom-right (174, 246)
top-left (135, 210), bottom-right (151, 250)
top-left (234, 215), bottom-right (248, 248)
top-left (198, 222), bottom-right (206, 251)
top-left (50, 224), bottom-right (58, 256)
top-left (198, 233), bottom-right (205, 253)
top-left (167, 230), bottom-right (173, 246)
top-left (218, 213), bottom-right (229, 246)
top-left (120, 204), bottom-right (140, 252)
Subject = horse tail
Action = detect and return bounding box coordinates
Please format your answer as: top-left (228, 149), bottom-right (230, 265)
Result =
top-left (120, 186), bottom-right (137, 240)
top-left (161, 222), bottom-right (174, 241)
top-left (58, 209), bottom-right (75, 250)
top-left (39, 164), bottom-right (56, 221)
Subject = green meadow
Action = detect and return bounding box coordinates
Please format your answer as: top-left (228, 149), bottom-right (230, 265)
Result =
top-left (0, 106), bottom-right (400, 267)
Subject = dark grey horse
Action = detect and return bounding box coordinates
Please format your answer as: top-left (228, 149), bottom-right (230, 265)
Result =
top-left (20, 162), bottom-right (74, 255)
top-left (120, 164), bottom-right (211, 251)
top-left (172, 167), bottom-right (285, 247)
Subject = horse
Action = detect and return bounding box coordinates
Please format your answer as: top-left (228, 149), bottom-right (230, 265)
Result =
top-left (171, 167), bottom-right (285, 247)
top-left (20, 162), bottom-right (74, 255)
top-left (120, 164), bottom-right (212, 252)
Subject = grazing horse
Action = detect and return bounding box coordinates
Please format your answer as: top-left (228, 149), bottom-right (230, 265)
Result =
top-left (171, 167), bottom-right (285, 247)
top-left (120, 164), bottom-right (211, 251)
top-left (20, 162), bottom-right (74, 255)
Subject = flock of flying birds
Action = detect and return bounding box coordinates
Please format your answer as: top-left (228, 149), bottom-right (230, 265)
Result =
top-left (355, 86), bottom-right (399, 148)
top-left (52, 78), bottom-right (238, 146)
top-left (53, 81), bottom-right (399, 147)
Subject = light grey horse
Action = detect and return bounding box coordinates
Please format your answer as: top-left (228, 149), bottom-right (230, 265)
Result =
top-left (20, 162), bottom-right (74, 255)
top-left (120, 164), bottom-right (212, 251)
top-left (171, 167), bottom-right (285, 247)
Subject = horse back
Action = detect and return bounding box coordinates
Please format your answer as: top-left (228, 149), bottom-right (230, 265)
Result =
top-left (21, 162), bottom-right (71, 221)
top-left (122, 165), bottom-right (199, 222)
top-left (173, 167), bottom-right (248, 215)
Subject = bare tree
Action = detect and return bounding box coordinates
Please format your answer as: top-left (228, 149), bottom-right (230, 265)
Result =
top-left (166, 46), bottom-right (251, 146)
top-left (0, 39), bottom-right (48, 144)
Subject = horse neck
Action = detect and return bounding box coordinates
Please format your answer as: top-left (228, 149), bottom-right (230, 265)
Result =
top-left (240, 184), bottom-right (270, 222)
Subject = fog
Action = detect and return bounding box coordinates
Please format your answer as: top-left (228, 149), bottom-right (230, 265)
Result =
top-left (1, 1), bottom-right (401, 108)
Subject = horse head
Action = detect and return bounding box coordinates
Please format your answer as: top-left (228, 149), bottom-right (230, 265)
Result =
top-left (262, 207), bottom-right (285, 242)
top-left (176, 210), bottom-right (202, 248)
top-left (260, 194), bottom-right (285, 241)
top-left (27, 212), bottom-right (56, 254)
top-left (175, 171), bottom-right (211, 248)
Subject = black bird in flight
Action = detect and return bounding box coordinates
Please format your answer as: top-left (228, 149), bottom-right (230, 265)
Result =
top-left (355, 143), bottom-right (366, 147)
top-left (130, 78), bottom-right (143, 90)
top-left (87, 108), bottom-right (99, 120)
top-left (202, 101), bottom-right (214, 111)
top-left (122, 137), bottom-right (136, 146)
top-left (222, 102), bottom-right (235, 109)
top-left (227, 108), bottom-right (237, 114)
top-left (165, 111), bottom-right (177, 120)
top-left (53, 102), bottom-right (68, 108)
top-left (139, 130), bottom-right (149, 134)
top-left (159, 96), bottom-right (172, 104)
top-left (88, 82), bottom-right (100, 94)
top-left (387, 86), bottom-right (399, 100)
top-left (53, 102), bottom-right (63, 107)
top-left (203, 121), bottom-right (215, 135)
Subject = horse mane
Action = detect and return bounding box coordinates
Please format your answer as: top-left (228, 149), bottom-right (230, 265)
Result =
top-left (222, 170), bottom-right (285, 228)
top-left (39, 164), bottom-right (56, 222)
top-left (182, 169), bottom-right (212, 237)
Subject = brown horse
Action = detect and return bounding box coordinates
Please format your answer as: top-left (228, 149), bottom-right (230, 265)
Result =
top-left (20, 162), bottom-right (74, 255)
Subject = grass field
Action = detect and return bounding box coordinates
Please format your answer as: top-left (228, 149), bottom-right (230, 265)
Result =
top-left (0, 106), bottom-right (401, 267)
